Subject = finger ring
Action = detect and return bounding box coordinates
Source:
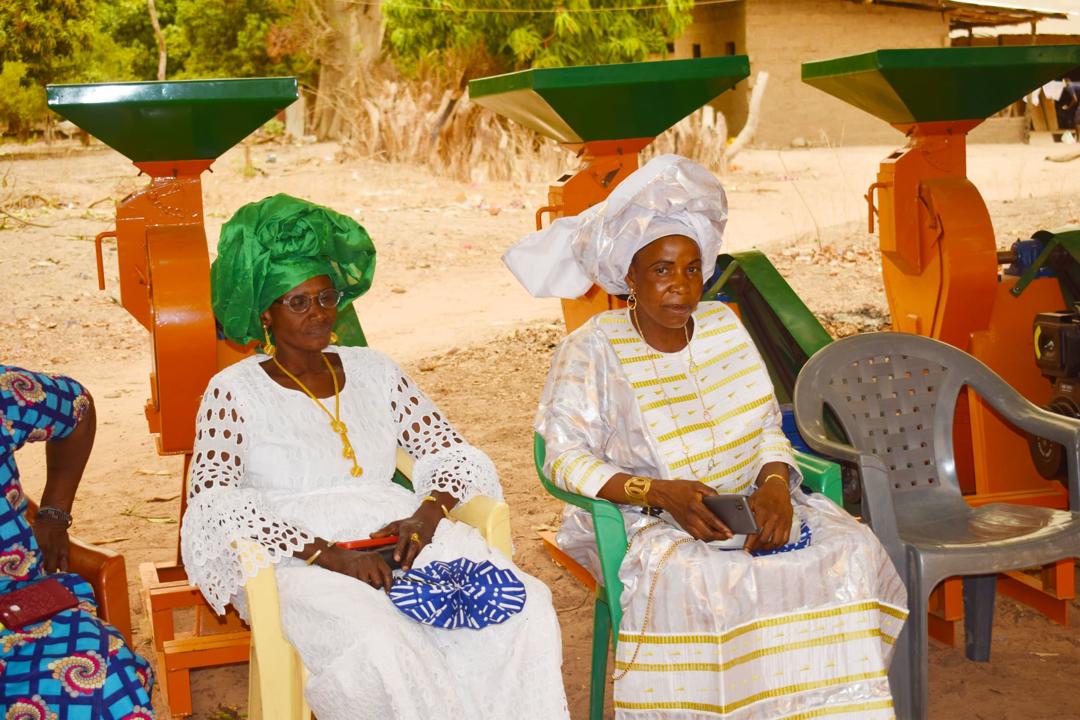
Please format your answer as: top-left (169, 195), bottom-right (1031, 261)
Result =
top-left (409, 532), bottom-right (422, 544)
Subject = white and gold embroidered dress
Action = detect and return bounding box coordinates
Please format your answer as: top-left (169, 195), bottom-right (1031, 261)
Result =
top-left (538, 302), bottom-right (909, 719)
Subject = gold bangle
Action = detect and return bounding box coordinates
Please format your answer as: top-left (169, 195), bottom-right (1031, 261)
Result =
top-left (305, 547), bottom-right (324, 566)
top-left (624, 475), bottom-right (652, 507)
top-left (762, 473), bottom-right (787, 487)
top-left (422, 494), bottom-right (452, 519)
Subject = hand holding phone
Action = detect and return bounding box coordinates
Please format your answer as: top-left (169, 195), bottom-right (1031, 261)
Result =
top-left (702, 494), bottom-right (759, 536)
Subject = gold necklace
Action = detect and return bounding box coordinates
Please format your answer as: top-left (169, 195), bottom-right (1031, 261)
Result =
top-left (631, 308), bottom-right (720, 478)
top-left (611, 535), bottom-right (694, 681)
top-left (272, 353), bottom-right (363, 478)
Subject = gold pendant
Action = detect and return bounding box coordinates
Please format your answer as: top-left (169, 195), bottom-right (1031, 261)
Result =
top-left (350, 465), bottom-right (363, 477)
top-left (332, 420), bottom-right (347, 434)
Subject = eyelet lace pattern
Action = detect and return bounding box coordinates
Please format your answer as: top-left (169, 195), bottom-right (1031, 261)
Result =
top-left (180, 347), bottom-right (502, 615)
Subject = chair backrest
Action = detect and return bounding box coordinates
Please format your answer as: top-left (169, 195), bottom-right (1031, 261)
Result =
top-left (794, 333), bottom-right (992, 510)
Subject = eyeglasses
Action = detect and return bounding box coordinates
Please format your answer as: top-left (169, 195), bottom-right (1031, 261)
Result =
top-left (275, 288), bottom-right (344, 314)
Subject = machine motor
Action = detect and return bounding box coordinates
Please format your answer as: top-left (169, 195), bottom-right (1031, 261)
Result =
top-left (1029, 308), bottom-right (1080, 478)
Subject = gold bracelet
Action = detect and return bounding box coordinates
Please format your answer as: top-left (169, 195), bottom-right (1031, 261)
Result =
top-left (422, 494), bottom-right (452, 519)
top-left (762, 473), bottom-right (787, 487)
top-left (624, 475), bottom-right (652, 507)
top-left (305, 547), bottom-right (324, 566)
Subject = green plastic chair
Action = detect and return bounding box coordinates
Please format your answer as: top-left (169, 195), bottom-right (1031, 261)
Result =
top-left (533, 432), bottom-right (843, 720)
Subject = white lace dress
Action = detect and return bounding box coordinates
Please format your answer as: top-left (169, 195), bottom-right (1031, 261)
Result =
top-left (180, 346), bottom-right (569, 720)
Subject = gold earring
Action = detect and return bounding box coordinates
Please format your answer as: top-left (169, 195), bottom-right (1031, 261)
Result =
top-left (627, 292), bottom-right (637, 311)
top-left (262, 325), bottom-right (276, 356)
top-left (329, 331), bottom-right (339, 344)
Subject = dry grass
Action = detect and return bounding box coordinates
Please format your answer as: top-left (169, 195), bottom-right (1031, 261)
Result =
top-left (324, 68), bottom-right (731, 182)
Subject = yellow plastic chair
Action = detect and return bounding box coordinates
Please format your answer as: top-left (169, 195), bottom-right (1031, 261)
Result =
top-left (243, 448), bottom-right (513, 720)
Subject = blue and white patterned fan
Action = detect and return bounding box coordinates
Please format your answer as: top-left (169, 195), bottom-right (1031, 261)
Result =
top-left (389, 559), bottom-right (527, 630)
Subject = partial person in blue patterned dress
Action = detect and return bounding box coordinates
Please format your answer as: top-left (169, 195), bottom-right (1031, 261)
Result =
top-left (0, 365), bottom-right (155, 719)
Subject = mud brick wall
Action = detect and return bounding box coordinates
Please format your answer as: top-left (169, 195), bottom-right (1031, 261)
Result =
top-left (743, 0), bottom-right (947, 147)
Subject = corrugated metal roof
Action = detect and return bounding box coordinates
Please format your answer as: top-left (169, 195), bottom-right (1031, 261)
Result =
top-left (876, 0), bottom-right (1072, 27)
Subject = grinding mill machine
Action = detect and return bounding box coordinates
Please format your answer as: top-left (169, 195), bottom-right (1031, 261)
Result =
top-left (46, 78), bottom-right (298, 717)
top-left (803, 45), bottom-right (1080, 636)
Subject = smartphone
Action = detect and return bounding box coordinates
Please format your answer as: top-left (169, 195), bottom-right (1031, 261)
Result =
top-left (337, 536), bottom-right (402, 570)
top-left (703, 494), bottom-right (759, 535)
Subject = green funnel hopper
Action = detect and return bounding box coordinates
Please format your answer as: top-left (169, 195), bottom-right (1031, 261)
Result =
top-left (469, 57), bottom-right (749, 145)
top-left (46, 77), bottom-right (298, 163)
top-left (802, 46), bottom-right (1080, 126)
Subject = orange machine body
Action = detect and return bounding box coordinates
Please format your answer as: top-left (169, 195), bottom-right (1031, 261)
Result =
top-left (872, 121), bottom-right (1068, 508)
top-left (97, 160), bottom-right (224, 456)
top-left (540, 139), bottom-right (652, 332)
top-left (95, 159), bottom-right (257, 715)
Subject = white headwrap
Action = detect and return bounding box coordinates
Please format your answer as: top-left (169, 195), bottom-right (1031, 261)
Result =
top-left (503, 154), bottom-right (728, 298)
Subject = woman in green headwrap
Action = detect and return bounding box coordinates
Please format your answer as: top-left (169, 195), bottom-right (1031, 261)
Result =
top-left (180, 195), bottom-right (570, 720)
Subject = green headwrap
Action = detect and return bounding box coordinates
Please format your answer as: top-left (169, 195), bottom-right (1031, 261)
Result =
top-left (211, 194), bottom-right (376, 346)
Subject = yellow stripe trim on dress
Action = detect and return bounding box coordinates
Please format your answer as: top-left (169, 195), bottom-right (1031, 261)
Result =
top-left (703, 364), bottom-right (761, 394)
top-left (670, 428), bottom-right (762, 471)
top-left (656, 395), bottom-right (770, 442)
top-left (608, 336), bottom-right (640, 345)
top-left (613, 671), bottom-right (888, 714)
top-left (619, 601), bottom-right (903, 645)
top-left (620, 353), bottom-right (664, 365)
top-left (574, 458), bottom-right (606, 493)
top-left (553, 452), bottom-right (591, 489)
top-left (600, 314), bottom-right (629, 324)
top-left (549, 450), bottom-right (577, 478)
top-left (641, 392), bottom-right (697, 412)
top-left (698, 323), bottom-right (737, 339)
top-left (697, 341), bottom-right (749, 371)
top-left (613, 628), bottom-right (889, 673)
top-left (697, 305), bottom-right (729, 319)
top-left (781, 699), bottom-right (894, 719)
top-left (632, 372), bottom-right (687, 389)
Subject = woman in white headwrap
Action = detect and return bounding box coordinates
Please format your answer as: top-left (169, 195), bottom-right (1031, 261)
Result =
top-left (505, 155), bottom-right (908, 719)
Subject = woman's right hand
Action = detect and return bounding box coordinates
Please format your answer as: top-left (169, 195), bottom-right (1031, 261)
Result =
top-left (314, 545), bottom-right (394, 592)
top-left (650, 480), bottom-right (733, 542)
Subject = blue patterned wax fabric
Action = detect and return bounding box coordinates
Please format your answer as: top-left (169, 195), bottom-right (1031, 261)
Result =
top-left (751, 520), bottom-right (812, 557)
top-left (389, 559), bottom-right (526, 630)
top-left (0, 365), bottom-right (155, 719)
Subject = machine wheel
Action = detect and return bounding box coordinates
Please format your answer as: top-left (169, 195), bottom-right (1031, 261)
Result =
top-left (1027, 397), bottom-right (1080, 480)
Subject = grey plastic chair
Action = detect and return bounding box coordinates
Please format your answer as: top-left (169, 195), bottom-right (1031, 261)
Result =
top-left (792, 332), bottom-right (1080, 720)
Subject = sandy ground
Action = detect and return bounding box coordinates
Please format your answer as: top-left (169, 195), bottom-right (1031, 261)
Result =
top-left (3, 136), bottom-right (1080, 719)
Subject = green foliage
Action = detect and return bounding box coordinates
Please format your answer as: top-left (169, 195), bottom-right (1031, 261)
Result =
top-left (0, 62), bottom-right (47, 136)
top-left (168, 0), bottom-right (302, 79)
top-left (384, 0), bottom-right (695, 75)
top-left (0, 1), bottom-right (98, 84)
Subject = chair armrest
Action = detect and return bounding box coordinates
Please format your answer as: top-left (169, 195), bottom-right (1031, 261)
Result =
top-left (450, 495), bottom-right (513, 559)
top-left (67, 535), bottom-right (133, 645)
top-left (792, 450), bottom-right (842, 507)
top-left (534, 433), bottom-right (627, 627)
top-left (25, 500), bottom-right (134, 644)
top-left (790, 420), bottom-right (903, 549)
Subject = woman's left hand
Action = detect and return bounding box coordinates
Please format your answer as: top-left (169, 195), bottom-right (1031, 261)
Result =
top-left (33, 519), bottom-right (71, 573)
top-left (370, 503), bottom-right (444, 570)
top-left (745, 475), bottom-right (794, 553)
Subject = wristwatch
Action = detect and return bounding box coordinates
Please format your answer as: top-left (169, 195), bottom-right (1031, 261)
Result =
top-left (36, 506), bottom-right (73, 528)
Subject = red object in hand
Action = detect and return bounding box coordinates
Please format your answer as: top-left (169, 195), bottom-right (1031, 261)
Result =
top-left (336, 536), bottom-right (399, 551)
top-left (0, 578), bottom-right (79, 630)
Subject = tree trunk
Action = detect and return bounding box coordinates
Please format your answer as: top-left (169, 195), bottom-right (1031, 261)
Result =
top-left (725, 71), bottom-right (768, 163)
top-left (147, 0), bottom-right (167, 80)
top-left (308, 0), bottom-right (385, 141)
